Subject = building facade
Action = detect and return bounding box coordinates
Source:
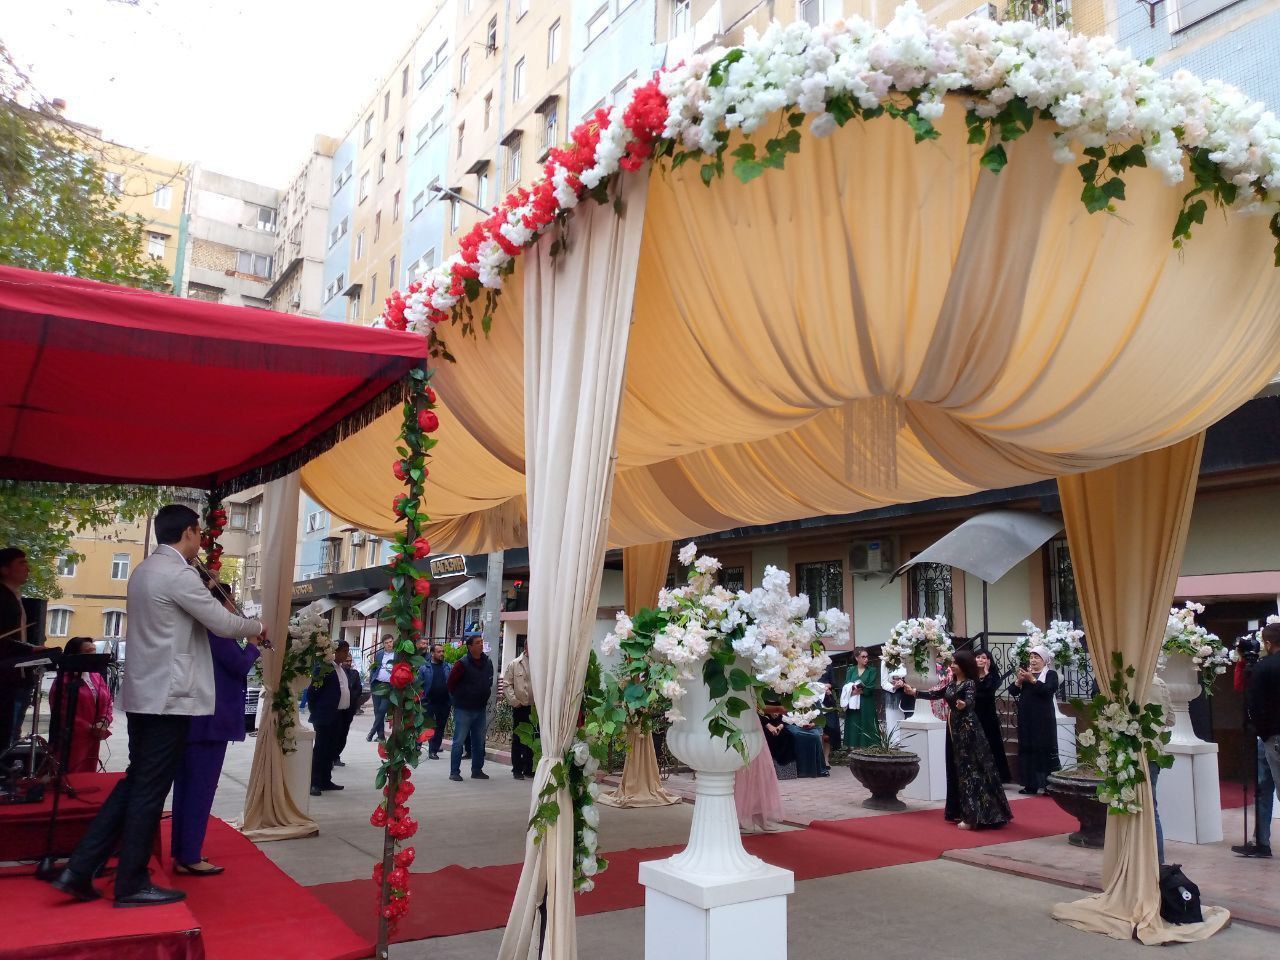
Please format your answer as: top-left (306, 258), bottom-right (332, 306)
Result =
top-left (267, 136), bottom-right (339, 317)
top-left (46, 520), bottom-right (148, 650)
top-left (180, 167), bottom-right (282, 308)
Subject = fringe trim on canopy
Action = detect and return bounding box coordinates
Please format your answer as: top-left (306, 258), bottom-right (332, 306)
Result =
top-left (215, 370), bottom-right (416, 497)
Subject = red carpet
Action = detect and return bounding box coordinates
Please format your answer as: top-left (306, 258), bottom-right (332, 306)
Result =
top-left (0, 816), bottom-right (369, 960)
top-left (310, 796), bottom-right (1078, 945)
top-left (0, 771), bottom-right (125, 861)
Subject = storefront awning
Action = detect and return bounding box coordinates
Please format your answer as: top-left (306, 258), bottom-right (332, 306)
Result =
top-left (892, 509), bottom-right (1063, 584)
top-left (353, 590), bottom-right (392, 616)
top-left (439, 577), bottom-right (486, 610)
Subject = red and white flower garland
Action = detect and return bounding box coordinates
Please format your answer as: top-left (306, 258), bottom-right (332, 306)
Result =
top-left (379, 3), bottom-right (1280, 336)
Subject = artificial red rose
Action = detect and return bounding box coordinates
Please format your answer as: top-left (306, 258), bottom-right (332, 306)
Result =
top-left (395, 846), bottom-right (416, 868)
top-left (390, 816), bottom-right (419, 839)
top-left (423, 386), bottom-right (437, 404)
top-left (389, 662), bottom-right (414, 689)
top-left (392, 460), bottom-right (406, 482)
top-left (412, 537), bottom-right (430, 559)
top-left (208, 560), bottom-right (221, 572)
top-left (414, 578), bottom-right (431, 598)
top-left (393, 804), bottom-right (410, 820)
top-left (378, 742), bottom-right (388, 759)
top-left (372, 862), bottom-right (384, 885)
top-left (370, 807), bottom-right (388, 827)
top-left (400, 766), bottom-right (412, 781)
top-left (411, 618), bottom-right (424, 634)
top-left (418, 727), bottom-right (435, 744)
top-left (395, 780), bottom-right (416, 803)
top-left (393, 495), bottom-right (408, 518)
top-left (417, 409), bottom-right (439, 433)
top-left (388, 866), bottom-right (410, 890)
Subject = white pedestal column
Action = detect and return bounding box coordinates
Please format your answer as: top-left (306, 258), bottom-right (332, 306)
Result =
top-left (639, 859), bottom-right (794, 960)
top-left (1054, 704), bottom-right (1077, 768)
top-left (284, 726), bottom-right (314, 818)
top-left (1156, 740), bottom-right (1222, 844)
top-left (899, 713), bottom-right (947, 802)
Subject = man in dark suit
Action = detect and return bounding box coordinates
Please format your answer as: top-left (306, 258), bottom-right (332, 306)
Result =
top-left (1, 548), bottom-right (48, 750)
top-left (332, 646), bottom-right (363, 769)
top-left (309, 640), bottom-right (353, 796)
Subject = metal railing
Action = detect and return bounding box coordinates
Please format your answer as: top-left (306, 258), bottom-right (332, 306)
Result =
top-left (956, 631), bottom-right (1098, 702)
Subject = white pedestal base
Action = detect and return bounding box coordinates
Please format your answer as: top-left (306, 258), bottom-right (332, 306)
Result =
top-left (1056, 714), bottom-right (1077, 768)
top-left (899, 716), bottom-right (947, 802)
top-left (284, 726), bottom-right (314, 818)
top-left (639, 859), bottom-right (794, 960)
top-left (1156, 740), bottom-right (1222, 844)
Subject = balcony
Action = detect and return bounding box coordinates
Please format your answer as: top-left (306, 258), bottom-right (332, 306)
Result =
top-left (1002, 0), bottom-right (1072, 29)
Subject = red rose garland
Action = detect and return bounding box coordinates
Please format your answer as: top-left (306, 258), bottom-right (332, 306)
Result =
top-left (201, 494), bottom-right (227, 574)
top-left (371, 366), bottom-right (439, 957)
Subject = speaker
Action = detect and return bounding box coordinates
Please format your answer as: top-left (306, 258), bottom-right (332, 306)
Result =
top-left (20, 597), bottom-right (46, 646)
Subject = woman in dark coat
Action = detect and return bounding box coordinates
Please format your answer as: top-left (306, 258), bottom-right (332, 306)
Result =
top-left (1009, 647), bottom-right (1061, 794)
top-left (170, 579), bottom-right (261, 874)
top-left (903, 650), bottom-right (1012, 830)
top-left (974, 650), bottom-right (1012, 783)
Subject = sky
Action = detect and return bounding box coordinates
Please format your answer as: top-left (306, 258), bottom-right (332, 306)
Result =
top-left (4, 0), bottom-right (435, 186)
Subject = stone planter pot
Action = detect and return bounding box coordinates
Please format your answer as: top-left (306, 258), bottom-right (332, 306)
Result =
top-left (1046, 768), bottom-right (1107, 848)
top-left (847, 750), bottom-right (922, 811)
top-left (904, 660), bottom-right (946, 728)
top-left (662, 663), bottom-right (770, 882)
top-left (1157, 652), bottom-right (1205, 746)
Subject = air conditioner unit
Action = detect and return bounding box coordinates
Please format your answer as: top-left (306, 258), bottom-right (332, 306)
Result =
top-left (250, 522), bottom-right (261, 534)
top-left (289, 295), bottom-right (302, 308)
top-left (850, 538), bottom-right (894, 576)
top-left (350, 532), bottom-right (365, 546)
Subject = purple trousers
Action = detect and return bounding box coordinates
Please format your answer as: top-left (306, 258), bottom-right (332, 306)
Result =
top-left (171, 740), bottom-right (228, 866)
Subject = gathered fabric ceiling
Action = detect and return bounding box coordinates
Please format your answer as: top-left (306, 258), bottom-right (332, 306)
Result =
top-left (0, 264), bottom-right (428, 491)
top-left (302, 105), bottom-right (1280, 550)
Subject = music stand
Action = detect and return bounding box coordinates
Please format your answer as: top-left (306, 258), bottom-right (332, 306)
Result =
top-left (0, 652), bottom-right (54, 801)
top-left (34, 652), bottom-right (110, 880)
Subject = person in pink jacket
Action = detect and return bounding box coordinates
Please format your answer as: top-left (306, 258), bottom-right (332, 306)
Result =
top-left (49, 637), bottom-right (113, 774)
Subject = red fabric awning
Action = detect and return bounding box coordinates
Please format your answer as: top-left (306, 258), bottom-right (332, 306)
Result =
top-left (0, 264), bottom-right (426, 491)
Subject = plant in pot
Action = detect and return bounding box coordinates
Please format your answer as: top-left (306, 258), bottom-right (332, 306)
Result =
top-left (1046, 763), bottom-right (1107, 848)
top-left (847, 719), bottom-right (920, 811)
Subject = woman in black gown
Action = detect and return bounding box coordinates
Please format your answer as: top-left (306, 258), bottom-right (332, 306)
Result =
top-left (1009, 647), bottom-right (1061, 794)
top-left (903, 650), bottom-right (1011, 830)
top-left (974, 650), bottom-right (1012, 783)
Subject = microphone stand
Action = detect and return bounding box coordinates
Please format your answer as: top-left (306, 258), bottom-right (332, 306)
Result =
top-left (35, 666), bottom-right (83, 880)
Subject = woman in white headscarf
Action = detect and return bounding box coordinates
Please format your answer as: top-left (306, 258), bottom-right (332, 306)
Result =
top-left (1009, 646), bottom-right (1061, 795)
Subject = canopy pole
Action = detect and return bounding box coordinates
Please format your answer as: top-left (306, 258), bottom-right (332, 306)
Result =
top-left (982, 580), bottom-right (989, 648)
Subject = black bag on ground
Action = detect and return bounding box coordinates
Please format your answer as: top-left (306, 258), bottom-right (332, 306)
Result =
top-left (1158, 863), bottom-right (1203, 925)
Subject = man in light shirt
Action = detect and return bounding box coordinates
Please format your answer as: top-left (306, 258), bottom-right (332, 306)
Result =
top-left (366, 635), bottom-right (395, 741)
top-left (309, 639), bottom-right (353, 796)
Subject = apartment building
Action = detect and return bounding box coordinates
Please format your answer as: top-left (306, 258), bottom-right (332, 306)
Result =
top-left (45, 520), bottom-right (148, 649)
top-left (98, 146), bottom-right (190, 292)
top-left (180, 168), bottom-right (282, 308)
top-left (267, 135), bottom-right (340, 317)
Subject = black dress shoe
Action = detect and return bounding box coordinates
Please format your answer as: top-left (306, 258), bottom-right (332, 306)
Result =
top-left (366, 731), bottom-right (376, 742)
top-left (320, 782), bottom-right (344, 791)
top-left (1232, 842), bottom-right (1273, 858)
top-left (471, 771), bottom-right (489, 780)
top-left (428, 751), bottom-right (439, 759)
top-left (1018, 787), bottom-right (1035, 795)
top-left (310, 785), bottom-right (322, 796)
top-left (115, 884), bottom-right (187, 908)
top-left (52, 868), bottom-right (100, 902)
top-left (333, 759), bottom-right (346, 767)
top-left (513, 772), bottom-right (525, 780)
top-left (449, 773), bottom-right (464, 782)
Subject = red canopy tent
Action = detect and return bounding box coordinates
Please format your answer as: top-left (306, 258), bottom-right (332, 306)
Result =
top-left (0, 264), bottom-right (426, 490)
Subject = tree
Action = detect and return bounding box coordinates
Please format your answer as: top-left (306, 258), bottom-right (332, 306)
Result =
top-left (0, 482), bottom-right (179, 598)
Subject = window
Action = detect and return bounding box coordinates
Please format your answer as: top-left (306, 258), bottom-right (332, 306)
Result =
top-left (363, 113), bottom-right (374, 144)
top-left (188, 283), bottom-right (221, 302)
top-left (48, 609), bottom-right (71, 638)
top-left (333, 161), bottom-right (352, 195)
top-left (247, 499), bottom-right (262, 532)
top-left (358, 171), bottom-right (370, 202)
top-left (476, 171), bottom-right (489, 209)
top-left (305, 510), bottom-right (327, 533)
top-left (374, 209), bottom-right (382, 241)
top-left (153, 183), bottom-right (172, 209)
top-left (483, 92), bottom-right (493, 130)
top-left (672, 0), bottom-right (691, 35)
top-left (255, 206), bottom-right (277, 231)
top-left (584, 98), bottom-right (606, 121)
top-left (460, 49), bottom-right (470, 87)
top-left (506, 135), bottom-right (522, 185)
top-left (350, 291), bottom-right (362, 317)
top-left (236, 251), bottom-right (272, 278)
top-left (796, 560), bottom-right (842, 618)
top-left (56, 555), bottom-right (77, 577)
top-left (389, 255), bottom-right (397, 285)
top-left (401, 65), bottom-right (410, 96)
top-left (229, 504), bottom-right (248, 529)
top-left (392, 190), bottom-right (401, 222)
top-left (542, 106), bottom-right (558, 152)
top-left (431, 107), bottom-right (445, 136)
top-left (104, 171), bottom-right (123, 195)
top-left (435, 42), bottom-right (448, 71)
top-left (147, 232), bottom-right (167, 258)
top-left (1045, 536), bottom-right (1081, 626)
top-left (421, 247), bottom-right (437, 271)
top-left (103, 611), bottom-right (124, 639)
top-left (396, 127), bottom-right (405, 159)
top-left (324, 273), bottom-right (345, 302)
top-left (411, 191), bottom-right (426, 218)
top-left (908, 560), bottom-right (953, 624)
top-left (486, 16), bottom-right (498, 53)
top-left (518, 0), bottom-right (530, 16)
top-left (587, 5), bottom-right (610, 43)
top-left (383, 90), bottom-right (391, 119)
top-left (416, 121), bottom-right (431, 152)
top-left (378, 150), bottom-right (387, 181)
top-left (370, 272), bottom-right (378, 299)
top-left (450, 198), bottom-right (461, 234)
top-left (512, 58), bottom-right (525, 102)
top-left (329, 216), bottom-right (349, 248)
top-left (456, 122), bottom-right (465, 159)
top-left (111, 553), bottom-right (131, 580)
top-left (797, 0), bottom-right (822, 26)
top-left (1170, 0), bottom-right (1238, 30)
top-left (611, 71), bottom-right (638, 104)
top-left (720, 566), bottom-right (746, 593)
top-left (547, 19), bottom-right (561, 64)
top-left (355, 230), bottom-right (365, 259)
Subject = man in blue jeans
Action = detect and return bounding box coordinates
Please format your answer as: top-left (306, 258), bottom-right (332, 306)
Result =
top-left (365, 635), bottom-right (395, 741)
top-left (447, 633), bottom-right (493, 781)
top-left (1234, 622), bottom-right (1280, 858)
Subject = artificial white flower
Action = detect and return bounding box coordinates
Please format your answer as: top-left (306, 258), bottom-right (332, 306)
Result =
top-left (678, 542), bottom-right (698, 566)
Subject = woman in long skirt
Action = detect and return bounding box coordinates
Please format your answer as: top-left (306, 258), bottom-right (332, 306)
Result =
top-left (841, 647), bottom-right (879, 749)
top-left (974, 650), bottom-right (1012, 783)
top-left (1009, 647), bottom-right (1061, 794)
top-left (903, 650), bottom-right (1012, 830)
top-left (736, 713), bottom-right (786, 832)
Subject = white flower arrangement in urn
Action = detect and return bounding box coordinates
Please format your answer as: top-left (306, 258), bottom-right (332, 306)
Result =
top-left (1012, 619), bottom-right (1088, 671)
top-left (1161, 601), bottom-right (1230, 694)
top-left (599, 541), bottom-right (847, 761)
top-left (273, 602), bottom-right (338, 752)
top-left (883, 616), bottom-right (954, 674)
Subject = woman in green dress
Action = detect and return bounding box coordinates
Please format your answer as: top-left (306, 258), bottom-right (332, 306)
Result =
top-left (842, 647), bottom-right (879, 749)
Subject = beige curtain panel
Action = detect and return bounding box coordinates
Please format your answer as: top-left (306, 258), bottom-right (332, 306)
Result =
top-left (240, 474), bottom-right (318, 841)
top-left (496, 173), bottom-right (650, 960)
top-left (302, 104), bottom-right (1280, 550)
top-left (1052, 436), bottom-right (1229, 943)
top-left (598, 541), bottom-right (681, 809)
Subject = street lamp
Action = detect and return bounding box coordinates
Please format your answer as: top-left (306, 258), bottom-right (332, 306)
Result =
top-left (428, 183), bottom-right (489, 215)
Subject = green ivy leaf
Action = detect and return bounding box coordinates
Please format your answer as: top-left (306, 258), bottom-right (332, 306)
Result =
top-left (1100, 178), bottom-right (1126, 201)
top-left (1081, 182), bottom-right (1110, 213)
top-left (980, 144), bottom-right (1008, 174)
top-left (827, 93), bottom-right (856, 127)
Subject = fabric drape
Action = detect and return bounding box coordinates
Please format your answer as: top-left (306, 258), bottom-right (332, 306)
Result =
top-left (301, 105), bottom-right (1280, 550)
top-left (1050, 436), bottom-right (1228, 943)
top-left (599, 541), bottom-right (681, 809)
top-left (496, 172), bottom-right (650, 960)
top-left (239, 474), bottom-right (317, 841)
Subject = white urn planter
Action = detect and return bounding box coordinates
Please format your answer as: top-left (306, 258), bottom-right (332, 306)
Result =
top-left (1154, 652), bottom-right (1223, 844)
top-left (904, 663), bottom-right (945, 728)
top-left (1157, 652), bottom-right (1206, 747)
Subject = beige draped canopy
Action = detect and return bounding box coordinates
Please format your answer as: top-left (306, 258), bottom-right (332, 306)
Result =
top-left (303, 105), bottom-right (1280, 547)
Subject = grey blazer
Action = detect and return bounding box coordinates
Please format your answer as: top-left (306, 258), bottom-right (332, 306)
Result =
top-left (120, 545), bottom-right (263, 716)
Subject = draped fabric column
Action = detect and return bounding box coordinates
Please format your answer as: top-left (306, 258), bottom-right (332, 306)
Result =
top-left (599, 541), bottom-right (681, 809)
top-left (240, 474), bottom-right (317, 840)
top-left (1050, 436), bottom-right (1228, 943)
top-left (497, 171), bottom-right (651, 960)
